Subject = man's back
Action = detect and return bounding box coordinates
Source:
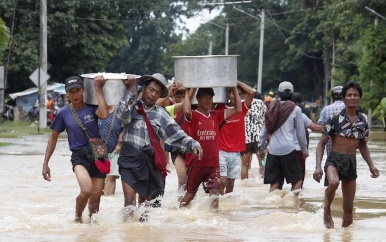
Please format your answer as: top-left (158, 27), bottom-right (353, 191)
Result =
top-left (260, 104), bottom-right (307, 156)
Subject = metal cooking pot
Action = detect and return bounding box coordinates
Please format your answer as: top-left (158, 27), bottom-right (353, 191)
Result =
top-left (81, 73), bottom-right (140, 105)
top-left (173, 55), bottom-right (238, 88)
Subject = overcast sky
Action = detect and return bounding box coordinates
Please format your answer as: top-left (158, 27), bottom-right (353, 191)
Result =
top-left (178, 7), bottom-right (223, 38)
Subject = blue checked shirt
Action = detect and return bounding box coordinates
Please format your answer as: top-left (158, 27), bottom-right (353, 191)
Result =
top-left (317, 100), bottom-right (346, 155)
top-left (117, 90), bottom-right (200, 153)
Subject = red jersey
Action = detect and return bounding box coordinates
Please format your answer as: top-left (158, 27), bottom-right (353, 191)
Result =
top-left (185, 109), bottom-right (225, 167)
top-left (217, 102), bottom-right (249, 152)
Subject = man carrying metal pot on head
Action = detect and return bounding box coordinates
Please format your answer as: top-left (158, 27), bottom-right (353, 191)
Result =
top-left (116, 73), bottom-right (202, 222)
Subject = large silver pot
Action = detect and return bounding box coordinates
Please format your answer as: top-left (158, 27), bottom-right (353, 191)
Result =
top-left (81, 73), bottom-right (140, 105)
top-left (191, 87), bottom-right (229, 105)
top-left (173, 55), bottom-right (238, 88)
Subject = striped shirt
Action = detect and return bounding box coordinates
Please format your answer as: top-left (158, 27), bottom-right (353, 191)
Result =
top-left (117, 90), bottom-right (200, 153)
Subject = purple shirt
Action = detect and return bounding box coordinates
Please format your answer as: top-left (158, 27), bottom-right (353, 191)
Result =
top-left (50, 104), bottom-right (99, 151)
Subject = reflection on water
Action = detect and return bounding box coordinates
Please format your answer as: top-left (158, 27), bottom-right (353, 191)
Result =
top-left (0, 131), bottom-right (385, 241)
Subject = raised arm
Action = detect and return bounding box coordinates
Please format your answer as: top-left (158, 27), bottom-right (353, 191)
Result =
top-left (225, 86), bottom-right (242, 120)
top-left (94, 75), bottom-right (109, 119)
top-left (237, 81), bottom-right (256, 108)
top-left (183, 88), bottom-right (196, 121)
top-left (156, 81), bottom-right (176, 107)
top-left (117, 76), bottom-right (138, 126)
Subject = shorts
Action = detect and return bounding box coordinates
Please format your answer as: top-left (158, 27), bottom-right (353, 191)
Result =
top-left (240, 142), bottom-right (259, 155)
top-left (71, 149), bottom-right (106, 179)
top-left (186, 166), bottom-right (220, 194)
top-left (107, 152), bottom-right (120, 177)
top-left (264, 150), bottom-right (302, 185)
top-left (324, 151), bottom-right (357, 186)
top-left (170, 151), bottom-right (186, 165)
top-left (219, 150), bottom-right (241, 179)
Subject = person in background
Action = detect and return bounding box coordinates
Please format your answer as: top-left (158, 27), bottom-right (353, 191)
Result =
top-left (117, 73), bottom-right (202, 221)
top-left (241, 92), bottom-right (267, 179)
top-left (54, 95), bottom-right (64, 109)
top-left (157, 84), bottom-right (196, 200)
top-left (259, 81), bottom-right (308, 193)
top-left (42, 75), bottom-right (109, 223)
top-left (317, 86), bottom-right (346, 156)
top-left (292, 92), bottom-right (315, 148)
top-left (180, 87), bottom-right (241, 209)
top-left (264, 91), bottom-right (274, 107)
top-left (46, 95), bottom-right (54, 110)
top-left (217, 81), bottom-right (255, 194)
top-left (295, 113), bottom-right (322, 188)
top-left (313, 80), bottom-right (379, 228)
top-left (98, 105), bottom-right (123, 196)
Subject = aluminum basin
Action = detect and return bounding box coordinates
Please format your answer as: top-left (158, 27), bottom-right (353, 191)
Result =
top-left (173, 55), bottom-right (238, 88)
top-left (81, 73), bottom-right (140, 105)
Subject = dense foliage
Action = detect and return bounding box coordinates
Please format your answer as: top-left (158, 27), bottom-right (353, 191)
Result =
top-left (0, 0), bottom-right (385, 111)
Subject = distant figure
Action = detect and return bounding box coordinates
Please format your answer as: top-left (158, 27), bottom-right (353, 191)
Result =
top-left (292, 92), bottom-right (315, 148)
top-left (318, 86), bottom-right (346, 156)
top-left (264, 91), bottom-right (274, 107)
top-left (313, 80), bottom-right (379, 229)
top-left (241, 92), bottom-right (266, 179)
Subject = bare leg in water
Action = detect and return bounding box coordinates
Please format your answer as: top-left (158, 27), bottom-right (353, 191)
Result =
top-left (324, 166), bottom-right (340, 228)
top-left (341, 180), bottom-right (356, 227)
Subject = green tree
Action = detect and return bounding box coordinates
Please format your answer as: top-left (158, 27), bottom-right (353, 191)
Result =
top-left (0, 0), bottom-right (127, 93)
top-left (0, 18), bottom-right (10, 62)
top-left (106, 1), bottom-right (201, 78)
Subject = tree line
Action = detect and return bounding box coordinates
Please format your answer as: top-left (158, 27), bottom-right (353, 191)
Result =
top-left (1, 0), bottom-right (385, 111)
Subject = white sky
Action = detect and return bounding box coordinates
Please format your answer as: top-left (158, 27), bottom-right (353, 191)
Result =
top-left (178, 7), bottom-right (223, 37)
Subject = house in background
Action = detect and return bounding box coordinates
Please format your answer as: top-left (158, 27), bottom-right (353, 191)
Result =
top-left (8, 83), bottom-right (64, 120)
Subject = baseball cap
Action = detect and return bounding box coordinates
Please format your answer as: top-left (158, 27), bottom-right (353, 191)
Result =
top-left (65, 76), bottom-right (83, 92)
top-left (278, 81), bottom-right (294, 93)
top-left (140, 73), bottom-right (168, 98)
top-left (196, 88), bottom-right (215, 97)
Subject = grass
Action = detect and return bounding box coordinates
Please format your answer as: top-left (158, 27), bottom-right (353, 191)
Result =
top-left (0, 120), bottom-right (51, 138)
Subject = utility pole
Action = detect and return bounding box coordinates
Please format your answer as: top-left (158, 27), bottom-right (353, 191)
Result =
top-left (234, 7), bottom-right (264, 93)
top-left (208, 32), bottom-right (213, 55)
top-left (257, 9), bottom-right (264, 93)
top-left (225, 23), bottom-right (229, 55)
top-left (208, 21), bottom-right (229, 55)
top-left (39, 0), bottom-right (48, 129)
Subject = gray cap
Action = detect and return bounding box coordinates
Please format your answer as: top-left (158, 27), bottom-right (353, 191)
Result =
top-left (278, 81), bottom-right (294, 93)
top-left (140, 73), bottom-right (168, 98)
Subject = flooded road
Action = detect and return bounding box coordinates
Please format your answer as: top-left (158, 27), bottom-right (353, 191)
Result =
top-left (0, 130), bottom-right (385, 241)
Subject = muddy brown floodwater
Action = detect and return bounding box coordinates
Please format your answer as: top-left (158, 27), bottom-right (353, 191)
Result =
top-left (0, 130), bottom-right (386, 241)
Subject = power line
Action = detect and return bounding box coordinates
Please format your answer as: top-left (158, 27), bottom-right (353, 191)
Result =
top-left (264, 11), bottom-right (328, 60)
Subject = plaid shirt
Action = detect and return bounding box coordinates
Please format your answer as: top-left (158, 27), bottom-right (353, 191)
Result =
top-left (117, 91), bottom-right (200, 152)
top-left (317, 100), bottom-right (346, 155)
